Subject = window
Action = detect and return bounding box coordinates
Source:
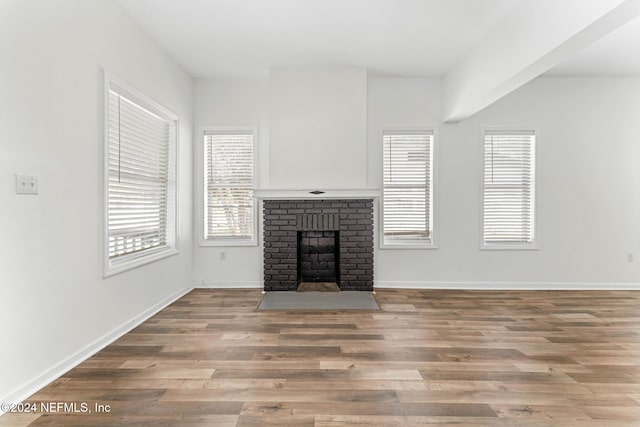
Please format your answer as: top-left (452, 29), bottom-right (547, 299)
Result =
top-left (203, 127), bottom-right (256, 245)
top-left (482, 129), bottom-right (536, 248)
top-left (382, 130), bottom-right (435, 247)
top-left (104, 74), bottom-right (178, 276)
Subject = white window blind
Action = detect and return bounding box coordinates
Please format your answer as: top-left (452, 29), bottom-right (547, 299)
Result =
top-left (204, 130), bottom-right (255, 242)
top-left (483, 130), bottom-right (536, 246)
top-left (106, 79), bottom-right (177, 272)
top-left (383, 130), bottom-right (433, 246)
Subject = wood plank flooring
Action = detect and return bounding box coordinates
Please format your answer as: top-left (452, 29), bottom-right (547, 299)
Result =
top-left (3, 289), bottom-right (640, 426)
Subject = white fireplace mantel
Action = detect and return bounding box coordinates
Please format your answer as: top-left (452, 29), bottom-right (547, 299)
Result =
top-left (254, 189), bottom-right (380, 200)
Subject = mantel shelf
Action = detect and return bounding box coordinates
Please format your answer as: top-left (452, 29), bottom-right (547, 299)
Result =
top-left (254, 189), bottom-right (380, 200)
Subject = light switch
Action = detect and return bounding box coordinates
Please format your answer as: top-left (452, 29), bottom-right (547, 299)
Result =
top-left (15, 174), bottom-right (38, 195)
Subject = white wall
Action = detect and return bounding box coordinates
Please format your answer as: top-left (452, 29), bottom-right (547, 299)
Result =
top-left (0, 0), bottom-right (193, 402)
top-left (193, 70), bottom-right (370, 285)
top-left (371, 76), bottom-right (640, 287)
top-left (193, 79), bottom-right (267, 286)
top-left (193, 75), bottom-right (640, 288)
top-left (268, 67), bottom-right (368, 189)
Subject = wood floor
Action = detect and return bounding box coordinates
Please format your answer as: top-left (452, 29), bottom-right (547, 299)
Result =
top-left (3, 288), bottom-right (640, 426)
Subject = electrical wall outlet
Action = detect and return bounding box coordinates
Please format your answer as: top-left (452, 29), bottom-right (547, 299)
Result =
top-left (15, 174), bottom-right (38, 195)
top-left (220, 251), bottom-right (226, 261)
top-left (627, 253), bottom-right (634, 263)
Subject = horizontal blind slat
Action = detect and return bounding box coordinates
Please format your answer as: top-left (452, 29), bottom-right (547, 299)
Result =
top-left (107, 89), bottom-right (172, 259)
top-left (483, 132), bottom-right (535, 244)
top-left (382, 133), bottom-right (433, 244)
top-left (204, 132), bottom-right (255, 240)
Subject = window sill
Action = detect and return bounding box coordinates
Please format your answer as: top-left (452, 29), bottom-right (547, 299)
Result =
top-left (480, 244), bottom-right (539, 251)
top-left (104, 246), bottom-right (179, 277)
top-left (380, 242), bottom-right (439, 250)
top-left (200, 238), bottom-right (258, 248)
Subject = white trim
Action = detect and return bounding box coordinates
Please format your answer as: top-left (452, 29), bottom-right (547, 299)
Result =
top-left (375, 281), bottom-right (640, 290)
top-left (480, 244), bottom-right (539, 251)
top-left (194, 281), bottom-right (263, 289)
top-left (104, 248), bottom-right (179, 277)
top-left (0, 284), bottom-right (193, 414)
top-left (200, 240), bottom-right (258, 248)
top-left (198, 125), bottom-right (259, 247)
top-left (379, 126), bottom-right (439, 250)
top-left (253, 189), bottom-right (380, 200)
top-left (103, 70), bottom-right (180, 277)
top-left (378, 244), bottom-right (440, 250)
top-left (479, 125), bottom-right (539, 250)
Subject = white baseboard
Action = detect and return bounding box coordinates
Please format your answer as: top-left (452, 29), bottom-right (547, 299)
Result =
top-left (374, 281), bottom-right (640, 290)
top-left (192, 280), bottom-right (640, 291)
top-left (0, 284), bottom-right (194, 414)
top-left (193, 281), bottom-right (262, 289)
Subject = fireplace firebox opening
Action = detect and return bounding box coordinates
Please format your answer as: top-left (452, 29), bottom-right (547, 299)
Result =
top-left (297, 231), bottom-right (340, 286)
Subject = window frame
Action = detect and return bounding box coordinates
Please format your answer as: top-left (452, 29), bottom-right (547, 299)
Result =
top-left (379, 127), bottom-right (438, 250)
top-left (103, 71), bottom-right (179, 277)
top-left (199, 125), bottom-right (258, 247)
top-left (480, 126), bottom-right (538, 251)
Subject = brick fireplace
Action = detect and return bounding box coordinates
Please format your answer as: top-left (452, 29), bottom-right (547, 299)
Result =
top-left (262, 199), bottom-right (374, 291)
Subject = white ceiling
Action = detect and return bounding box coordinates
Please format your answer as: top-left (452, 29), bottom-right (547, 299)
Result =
top-left (119, 0), bottom-right (517, 78)
top-left (119, 0), bottom-right (640, 80)
top-left (546, 15), bottom-right (640, 76)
